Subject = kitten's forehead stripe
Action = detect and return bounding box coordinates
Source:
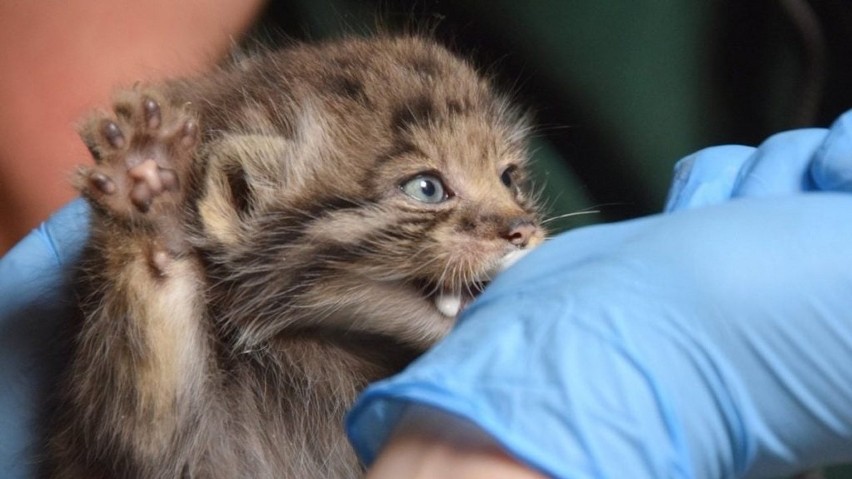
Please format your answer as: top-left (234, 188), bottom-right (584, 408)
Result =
top-left (324, 75), bottom-right (369, 105)
top-left (390, 95), bottom-right (436, 133)
top-left (373, 141), bottom-right (424, 170)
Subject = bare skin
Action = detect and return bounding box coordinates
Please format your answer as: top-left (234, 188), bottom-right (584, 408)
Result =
top-left (0, 0), bottom-right (265, 253)
top-left (367, 407), bottom-right (547, 479)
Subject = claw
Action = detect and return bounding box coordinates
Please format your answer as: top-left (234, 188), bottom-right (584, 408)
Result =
top-left (90, 172), bottom-right (116, 194)
top-left (103, 121), bottom-right (125, 148)
top-left (143, 98), bottom-right (161, 129)
top-left (180, 120), bottom-right (198, 147)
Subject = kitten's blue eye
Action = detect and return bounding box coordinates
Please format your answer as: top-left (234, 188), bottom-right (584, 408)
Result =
top-left (401, 174), bottom-right (448, 203)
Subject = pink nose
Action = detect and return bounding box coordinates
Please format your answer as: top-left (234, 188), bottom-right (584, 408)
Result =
top-left (502, 219), bottom-right (536, 247)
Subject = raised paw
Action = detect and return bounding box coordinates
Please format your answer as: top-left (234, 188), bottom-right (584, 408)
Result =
top-left (78, 90), bottom-right (199, 220)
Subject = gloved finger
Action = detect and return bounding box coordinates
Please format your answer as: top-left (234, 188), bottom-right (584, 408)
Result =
top-left (811, 109), bottom-right (852, 191)
top-left (731, 129), bottom-right (826, 198)
top-left (37, 198), bottom-right (90, 266)
top-left (0, 198), bottom-right (89, 303)
top-left (664, 145), bottom-right (755, 212)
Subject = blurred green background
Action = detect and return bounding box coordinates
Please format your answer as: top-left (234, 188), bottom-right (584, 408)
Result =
top-left (250, 2), bottom-right (852, 476)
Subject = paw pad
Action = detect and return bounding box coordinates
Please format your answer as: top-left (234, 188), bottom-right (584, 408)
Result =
top-left (78, 92), bottom-right (198, 221)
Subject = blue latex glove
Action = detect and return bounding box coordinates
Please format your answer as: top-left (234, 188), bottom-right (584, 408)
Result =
top-left (0, 199), bottom-right (89, 478)
top-left (347, 110), bottom-right (852, 478)
top-left (665, 109), bottom-right (852, 210)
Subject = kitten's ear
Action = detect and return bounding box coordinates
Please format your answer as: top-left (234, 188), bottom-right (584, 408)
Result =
top-left (197, 134), bottom-right (291, 246)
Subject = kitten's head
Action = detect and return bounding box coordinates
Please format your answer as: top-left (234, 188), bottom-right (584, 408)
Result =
top-left (197, 36), bottom-right (545, 350)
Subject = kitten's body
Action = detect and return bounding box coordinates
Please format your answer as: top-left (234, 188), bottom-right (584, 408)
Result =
top-left (45, 36), bottom-right (543, 478)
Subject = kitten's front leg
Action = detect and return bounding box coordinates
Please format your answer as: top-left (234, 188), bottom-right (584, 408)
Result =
top-left (48, 91), bottom-right (214, 477)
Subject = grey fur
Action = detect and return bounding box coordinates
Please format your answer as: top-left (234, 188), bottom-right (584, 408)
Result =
top-left (44, 36), bottom-right (544, 478)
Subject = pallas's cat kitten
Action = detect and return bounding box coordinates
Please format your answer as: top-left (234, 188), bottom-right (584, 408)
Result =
top-left (45, 35), bottom-right (544, 478)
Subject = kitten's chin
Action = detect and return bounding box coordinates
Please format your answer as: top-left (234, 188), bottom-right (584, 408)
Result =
top-left (433, 248), bottom-right (534, 318)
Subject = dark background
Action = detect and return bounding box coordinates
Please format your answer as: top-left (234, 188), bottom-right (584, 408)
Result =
top-left (247, 0), bottom-right (852, 235)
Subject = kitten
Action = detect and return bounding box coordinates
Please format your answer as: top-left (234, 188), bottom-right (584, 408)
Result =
top-left (44, 35), bottom-right (544, 478)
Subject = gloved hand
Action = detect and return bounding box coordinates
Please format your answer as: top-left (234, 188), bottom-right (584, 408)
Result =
top-left (0, 199), bottom-right (89, 478)
top-left (347, 110), bottom-right (852, 479)
top-left (666, 109), bottom-right (852, 210)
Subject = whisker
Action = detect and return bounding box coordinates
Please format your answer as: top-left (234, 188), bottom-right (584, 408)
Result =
top-left (541, 209), bottom-right (600, 225)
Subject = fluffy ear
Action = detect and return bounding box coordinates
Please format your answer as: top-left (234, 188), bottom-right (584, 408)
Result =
top-left (197, 134), bottom-right (292, 246)
top-left (196, 102), bottom-right (336, 246)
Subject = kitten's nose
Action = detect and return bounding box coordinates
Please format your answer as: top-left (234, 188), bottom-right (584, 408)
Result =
top-left (502, 218), bottom-right (536, 247)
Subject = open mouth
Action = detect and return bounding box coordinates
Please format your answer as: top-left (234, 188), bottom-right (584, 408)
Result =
top-left (430, 248), bottom-right (533, 318)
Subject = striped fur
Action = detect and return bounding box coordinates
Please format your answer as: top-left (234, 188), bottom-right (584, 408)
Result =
top-left (45, 36), bottom-right (544, 478)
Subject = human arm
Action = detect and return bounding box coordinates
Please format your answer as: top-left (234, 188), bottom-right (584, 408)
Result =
top-left (367, 406), bottom-right (545, 479)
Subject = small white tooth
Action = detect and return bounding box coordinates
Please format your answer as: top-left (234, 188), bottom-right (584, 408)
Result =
top-left (499, 249), bottom-right (531, 272)
top-left (435, 291), bottom-right (462, 317)
top-left (483, 249), bottom-right (534, 281)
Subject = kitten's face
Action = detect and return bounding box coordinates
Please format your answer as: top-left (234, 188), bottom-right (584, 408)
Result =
top-left (198, 37), bottom-right (544, 349)
top-left (368, 107), bottom-right (543, 317)
top-left (254, 107), bottom-right (543, 348)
